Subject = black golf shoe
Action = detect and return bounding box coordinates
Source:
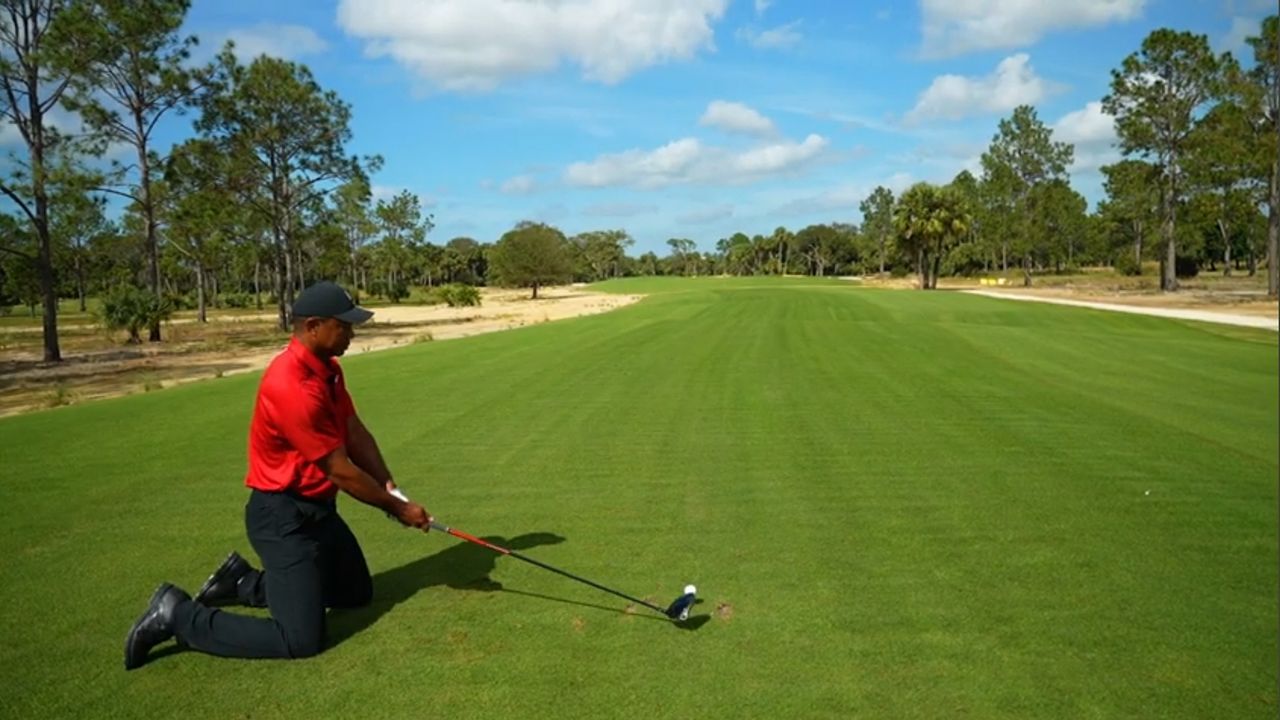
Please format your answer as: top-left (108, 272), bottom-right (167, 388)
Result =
top-left (124, 583), bottom-right (190, 670)
top-left (194, 551), bottom-right (252, 606)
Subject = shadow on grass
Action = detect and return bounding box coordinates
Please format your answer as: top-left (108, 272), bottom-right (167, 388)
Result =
top-left (326, 531), bottom-right (564, 646)
top-left (326, 532), bottom-right (710, 643)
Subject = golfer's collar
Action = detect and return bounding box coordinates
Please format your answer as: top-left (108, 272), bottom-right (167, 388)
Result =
top-left (287, 337), bottom-right (339, 381)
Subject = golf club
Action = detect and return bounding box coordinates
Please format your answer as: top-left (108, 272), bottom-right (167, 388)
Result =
top-left (389, 489), bottom-right (696, 621)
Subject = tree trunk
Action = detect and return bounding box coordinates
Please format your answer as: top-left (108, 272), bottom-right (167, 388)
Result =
top-left (1001, 242), bottom-right (1008, 272)
top-left (917, 248), bottom-right (926, 289)
top-left (930, 253), bottom-right (941, 289)
top-left (75, 253), bottom-right (86, 313)
top-left (1219, 219), bottom-right (1232, 277)
top-left (196, 263), bottom-right (207, 323)
top-left (1269, 137), bottom-right (1279, 296)
top-left (1022, 254), bottom-right (1032, 287)
top-left (532, 281), bottom-right (539, 300)
top-left (139, 142), bottom-right (162, 342)
top-left (254, 258), bottom-right (263, 310)
top-left (1161, 168), bottom-right (1178, 292)
top-left (878, 237), bottom-right (885, 275)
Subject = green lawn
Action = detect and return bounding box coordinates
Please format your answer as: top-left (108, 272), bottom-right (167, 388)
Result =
top-left (1, 277), bottom-right (1275, 719)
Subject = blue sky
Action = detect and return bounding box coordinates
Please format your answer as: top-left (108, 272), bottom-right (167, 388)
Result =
top-left (6, 1), bottom-right (1277, 255)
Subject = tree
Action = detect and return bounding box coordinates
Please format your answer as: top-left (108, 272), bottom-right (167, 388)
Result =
top-left (0, 0), bottom-right (92, 361)
top-left (572, 229), bottom-right (633, 281)
top-left (1100, 159), bottom-right (1160, 271)
top-left (489, 222), bottom-right (572, 299)
top-left (162, 137), bottom-right (235, 322)
top-left (63, 0), bottom-right (207, 341)
top-left (980, 105), bottom-right (1073, 286)
top-left (859, 186), bottom-right (894, 275)
top-left (1244, 15), bottom-right (1279, 296)
top-left (666, 237), bottom-right (698, 276)
top-left (1104, 29), bottom-right (1223, 291)
top-left (198, 50), bottom-right (379, 329)
top-left (372, 189), bottom-right (430, 302)
top-left (893, 182), bottom-right (971, 289)
top-left (1185, 91), bottom-right (1258, 276)
top-left (331, 177), bottom-right (375, 299)
top-left (50, 183), bottom-right (108, 312)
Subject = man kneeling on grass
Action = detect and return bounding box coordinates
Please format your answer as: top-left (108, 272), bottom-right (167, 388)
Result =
top-left (124, 281), bottom-right (432, 669)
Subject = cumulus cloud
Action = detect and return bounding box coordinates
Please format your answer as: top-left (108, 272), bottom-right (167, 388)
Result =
top-left (564, 134), bottom-right (829, 189)
top-left (920, 0), bottom-right (1146, 57)
top-left (738, 20), bottom-right (803, 49)
top-left (499, 175), bottom-right (539, 195)
top-left (336, 0), bottom-right (729, 91)
top-left (699, 100), bottom-right (777, 137)
top-left (755, 0), bottom-right (773, 14)
top-left (218, 24), bottom-right (329, 61)
top-left (1052, 100), bottom-right (1120, 171)
top-left (905, 54), bottom-right (1059, 123)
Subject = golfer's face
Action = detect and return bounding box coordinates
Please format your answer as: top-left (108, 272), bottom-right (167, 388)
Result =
top-left (321, 318), bottom-right (354, 356)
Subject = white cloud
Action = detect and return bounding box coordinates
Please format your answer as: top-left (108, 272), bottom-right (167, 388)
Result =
top-left (774, 173), bottom-right (915, 216)
top-left (336, 0), bottom-right (729, 91)
top-left (738, 20), bottom-right (803, 49)
top-left (565, 134), bottom-right (829, 189)
top-left (677, 204), bottom-right (734, 224)
top-left (920, 0), bottom-right (1145, 58)
top-left (221, 24), bottom-right (328, 61)
top-left (1219, 16), bottom-right (1260, 57)
top-left (500, 175), bottom-right (538, 194)
top-left (699, 100), bottom-right (777, 137)
top-left (905, 54), bottom-right (1059, 123)
top-left (755, 0), bottom-right (773, 14)
top-left (1052, 101), bottom-right (1119, 171)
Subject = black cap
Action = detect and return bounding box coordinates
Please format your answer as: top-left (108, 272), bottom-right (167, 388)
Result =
top-left (291, 281), bottom-right (374, 324)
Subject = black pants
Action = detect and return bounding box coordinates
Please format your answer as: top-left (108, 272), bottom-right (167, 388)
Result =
top-left (172, 489), bottom-right (372, 658)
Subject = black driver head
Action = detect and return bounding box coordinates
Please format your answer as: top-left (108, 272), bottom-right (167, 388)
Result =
top-left (665, 591), bottom-right (696, 621)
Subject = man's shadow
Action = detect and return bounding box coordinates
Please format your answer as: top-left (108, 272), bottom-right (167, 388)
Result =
top-left (326, 532), bottom-right (676, 646)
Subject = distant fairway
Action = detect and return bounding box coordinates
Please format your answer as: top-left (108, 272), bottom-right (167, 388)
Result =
top-left (2, 277), bottom-right (1276, 719)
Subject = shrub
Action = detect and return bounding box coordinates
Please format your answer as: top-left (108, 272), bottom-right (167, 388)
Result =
top-left (220, 292), bottom-right (253, 309)
top-left (1174, 255), bottom-right (1199, 279)
top-left (1113, 252), bottom-right (1142, 277)
top-left (101, 286), bottom-right (174, 343)
top-left (438, 283), bottom-right (481, 307)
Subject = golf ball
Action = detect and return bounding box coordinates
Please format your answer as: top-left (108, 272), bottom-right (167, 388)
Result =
top-left (684, 584), bottom-right (697, 595)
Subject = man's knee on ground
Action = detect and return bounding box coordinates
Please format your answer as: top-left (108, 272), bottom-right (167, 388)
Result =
top-left (283, 624), bottom-right (326, 659)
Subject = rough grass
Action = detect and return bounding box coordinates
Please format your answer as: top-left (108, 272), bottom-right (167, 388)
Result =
top-left (1, 277), bottom-right (1275, 719)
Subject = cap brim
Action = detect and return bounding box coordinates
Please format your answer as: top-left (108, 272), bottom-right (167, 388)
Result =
top-left (335, 306), bottom-right (374, 324)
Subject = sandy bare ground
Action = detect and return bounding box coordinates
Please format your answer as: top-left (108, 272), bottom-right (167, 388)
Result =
top-left (963, 288), bottom-right (1278, 330)
top-left (0, 286), bottom-right (642, 417)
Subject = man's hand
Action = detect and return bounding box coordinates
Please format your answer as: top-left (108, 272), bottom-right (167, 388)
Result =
top-left (387, 486), bottom-right (431, 531)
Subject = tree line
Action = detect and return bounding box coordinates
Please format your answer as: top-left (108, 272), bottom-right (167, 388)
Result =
top-left (2, 5), bottom-right (1276, 363)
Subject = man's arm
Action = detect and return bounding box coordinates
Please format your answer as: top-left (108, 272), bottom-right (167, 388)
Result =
top-left (347, 414), bottom-right (396, 487)
top-left (318, 444), bottom-right (431, 529)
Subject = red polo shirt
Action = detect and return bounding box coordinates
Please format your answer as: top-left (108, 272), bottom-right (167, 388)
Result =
top-left (245, 338), bottom-right (357, 500)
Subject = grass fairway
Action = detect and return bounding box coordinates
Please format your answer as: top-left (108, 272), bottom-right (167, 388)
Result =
top-left (1, 277), bottom-right (1276, 719)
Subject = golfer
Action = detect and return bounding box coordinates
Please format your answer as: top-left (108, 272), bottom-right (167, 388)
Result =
top-left (124, 281), bottom-right (432, 669)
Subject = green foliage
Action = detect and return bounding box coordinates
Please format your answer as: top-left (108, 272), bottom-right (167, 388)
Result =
top-left (489, 222), bottom-right (574, 298)
top-left (438, 283), bottom-right (481, 307)
top-left (220, 292), bottom-right (254, 309)
top-left (100, 285), bottom-right (173, 343)
top-left (1113, 251), bottom-right (1143, 276)
top-left (893, 182), bottom-right (972, 289)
